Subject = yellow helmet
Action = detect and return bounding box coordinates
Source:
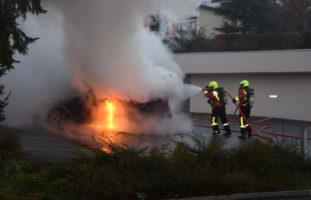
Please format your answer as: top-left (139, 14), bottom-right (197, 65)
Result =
top-left (208, 81), bottom-right (218, 89)
top-left (240, 80), bottom-right (249, 87)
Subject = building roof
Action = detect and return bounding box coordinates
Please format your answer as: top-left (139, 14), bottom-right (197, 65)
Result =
top-left (200, 3), bottom-right (220, 10)
top-left (200, 0), bottom-right (232, 10)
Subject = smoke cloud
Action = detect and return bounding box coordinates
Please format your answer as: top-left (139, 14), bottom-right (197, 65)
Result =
top-left (3, 0), bottom-right (205, 138)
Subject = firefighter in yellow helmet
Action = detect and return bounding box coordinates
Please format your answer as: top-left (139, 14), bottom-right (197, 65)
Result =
top-left (233, 80), bottom-right (255, 139)
top-left (203, 81), bottom-right (232, 136)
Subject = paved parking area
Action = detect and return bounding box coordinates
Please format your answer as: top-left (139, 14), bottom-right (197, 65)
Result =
top-left (167, 189), bottom-right (311, 200)
top-left (15, 115), bottom-right (311, 162)
top-left (17, 127), bottom-right (92, 162)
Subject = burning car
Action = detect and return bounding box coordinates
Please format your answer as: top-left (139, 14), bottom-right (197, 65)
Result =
top-left (47, 88), bottom-right (171, 132)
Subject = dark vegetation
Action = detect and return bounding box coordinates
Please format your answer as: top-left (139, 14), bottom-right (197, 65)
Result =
top-left (1, 130), bottom-right (311, 200)
top-left (170, 0), bottom-right (311, 52)
top-left (0, 0), bottom-right (46, 123)
top-left (172, 30), bottom-right (311, 53)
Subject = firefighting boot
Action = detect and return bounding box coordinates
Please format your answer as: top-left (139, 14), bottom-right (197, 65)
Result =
top-left (212, 126), bottom-right (220, 135)
top-left (223, 125), bottom-right (232, 137)
top-left (238, 128), bottom-right (246, 139)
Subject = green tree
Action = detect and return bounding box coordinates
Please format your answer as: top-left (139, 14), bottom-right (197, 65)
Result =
top-left (214, 0), bottom-right (277, 34)
top-left (277, 0), bottom-right (311, 32)
top-left (0, 0), bottom-right (46, 123)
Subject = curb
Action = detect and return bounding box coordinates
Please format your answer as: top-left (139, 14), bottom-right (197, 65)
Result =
top-left (167, 189), bottom-right (311, 200)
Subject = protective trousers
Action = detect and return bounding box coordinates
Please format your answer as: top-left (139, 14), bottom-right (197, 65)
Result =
top-left (239, 106), bottom-right (252, 137)
top-left (210, 106), bottom-right (231, 135)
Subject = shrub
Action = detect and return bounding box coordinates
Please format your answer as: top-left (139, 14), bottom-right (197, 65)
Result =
top-left (0, 129), bottom-right (21, 159)
top-left (2, 135), bottom-right (311, 199)
top-left (172, 32), bottom-right (311, 53)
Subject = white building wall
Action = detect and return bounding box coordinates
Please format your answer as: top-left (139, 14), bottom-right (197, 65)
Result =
top-left (173, 50), bottom-right (311, 122)
top-left (174, 50), bottom-right (311, 74)
top-left (190, 73), bottom-right (311, 121)
top-left (198, 8), bottom-right (223, 37)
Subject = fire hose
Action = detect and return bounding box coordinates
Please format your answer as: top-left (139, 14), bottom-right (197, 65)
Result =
top-left (224, 91), bottom-right (275, 143)
top-left (194, 90), bottom-right (311, 143)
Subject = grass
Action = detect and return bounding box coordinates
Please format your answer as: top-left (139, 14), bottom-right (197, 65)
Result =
top-left (1, 130), bottom-right (311, 200)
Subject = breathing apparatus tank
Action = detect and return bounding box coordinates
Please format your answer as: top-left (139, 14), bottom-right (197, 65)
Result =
top-left (248, 88), bottom-right (255, 108)
top-left (217, 87), bottom-right (227, 105)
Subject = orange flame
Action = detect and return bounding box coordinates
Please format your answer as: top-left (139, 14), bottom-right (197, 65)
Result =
top-left (90, 99), bottom-right (118, 131)
top-left (88, 98), bottom-right (136, 151)
top-left (105, 100), bottom-right (116, 130)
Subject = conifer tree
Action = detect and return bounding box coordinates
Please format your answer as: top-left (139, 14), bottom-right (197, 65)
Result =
top-left (214, 0), bottom-right (276, 34)
top-left (0, 0), bottom-right (46, 123)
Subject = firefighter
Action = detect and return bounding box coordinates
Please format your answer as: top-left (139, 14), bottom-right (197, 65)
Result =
top-left (203, 81), bottom-right (232, 136)
top-left (233, 80), bottom-right (255, 139)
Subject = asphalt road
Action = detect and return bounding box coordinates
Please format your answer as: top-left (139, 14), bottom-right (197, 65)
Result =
top-left (15, 115), bottom-right (311, 162)
top-left (17, 126), bottom-right (92, 162)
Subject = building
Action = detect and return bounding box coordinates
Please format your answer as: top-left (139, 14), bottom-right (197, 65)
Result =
top-left (143, 1), bottom-right (227, 39)
top-left (173, 49), bottom-right (311, 122)
top-left (174, 3), bottom-right (223, 38)
top-left (197, 4), bottom-right (223, 38)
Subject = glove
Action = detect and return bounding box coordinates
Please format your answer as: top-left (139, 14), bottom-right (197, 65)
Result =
top-left (232, 98), bottom-right (237, 104)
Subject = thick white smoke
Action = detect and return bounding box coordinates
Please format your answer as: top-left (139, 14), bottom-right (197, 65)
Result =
top-left (3, 0), bottom-right (205, 136)
top-left (50, 0), bottom-right (204, 102)
top-left (3, 7), bottom-right (70, 126)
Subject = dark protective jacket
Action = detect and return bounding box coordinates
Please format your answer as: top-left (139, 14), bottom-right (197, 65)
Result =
top-left (236, 87), bottom-right (254, 107)
top-left (205, 87), bottom-right (227, 108)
